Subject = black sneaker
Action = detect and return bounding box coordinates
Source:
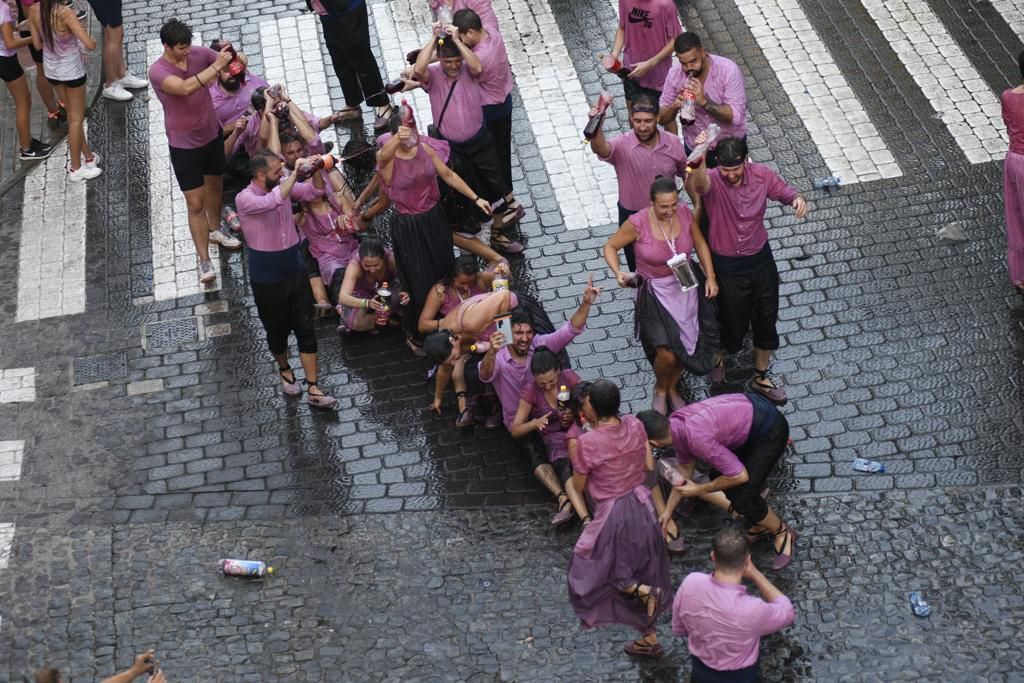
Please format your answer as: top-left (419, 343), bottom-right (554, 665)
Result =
top-left (19, 140), bottom-right (53, 160)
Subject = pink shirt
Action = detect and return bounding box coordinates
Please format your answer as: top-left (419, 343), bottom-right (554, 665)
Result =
top-left (672, 572), bottom-right (794, 670)
top-left (668, 394), bottom-right (754, 476)
top-left (473, 30), bottom-right (513, 106)
top-left (149, 47), bottom-right (222, 149)
top-left (431, 0), bottom-right (499, 31)
top-left (480, 322), bottom-right (584, 429)
top-left (659, 54), bottom-right (747, 149)
top-left (235, 180), bottom-right (319, 252)
top-left (377, 133), bottom-right (451, 215)
top-left (574, 415), bottom-right (648, 500)
top-left (211, 72), bottom-right (269, 127)
top-left (618, 0), bottom-right (682, 92)
top-left (0, 4), bottom-right (16, 58)
top-left (1002, 90), bottom-right (1024, 156)
top-left (518, 369), bottom-right (581, 461)
top-left (422, 62), bottom-right (485, 143)
top-left (699, 162), bottom-right (799, 258)
top-left (599, 130), bottom-right (688, 211)
top-left (629, 206), bottom-right (694, 279)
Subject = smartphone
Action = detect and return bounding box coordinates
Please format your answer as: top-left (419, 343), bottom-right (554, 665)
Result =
top-left (493, 312), bottom-right (511, 341)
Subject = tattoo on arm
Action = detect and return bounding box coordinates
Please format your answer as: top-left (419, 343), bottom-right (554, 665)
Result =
top-left (702, 97), bottom-right (732, 124)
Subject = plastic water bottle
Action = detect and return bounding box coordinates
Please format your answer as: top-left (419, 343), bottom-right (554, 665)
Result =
top-left (678, 88), bottom-right (697, 126)
top-left (556, 385), bottom-right (571, 410)
top-left (852, 458), bottom-right (885, 473)
top-left (374, 282), bottom-right (392, 327)
top-left (221, 558), bottom-right (273, 577)
top-left (685, 123), bottom-right (721, 168)
top-left (908, 592), bottom-right (931, 617)
top-left (657, 459), bottom-right (687, 487)
top-left (398, 99), bottom-right (419, 149)
top-left (492, 272), bottom-right (509, 292)
top-left (813, 175), bottom-right (841, 190)
top-left (434, 4), bottom-right (453, 43)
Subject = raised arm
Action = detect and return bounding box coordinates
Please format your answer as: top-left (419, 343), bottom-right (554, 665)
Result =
top-left (61, 6), bottom-right (95, 50)
top-left (413, 32), bottom-right (438, 84)
top-left (446, 25), bottom-right (482, 75)
top-left (156, 47), bottom-right (233, 97)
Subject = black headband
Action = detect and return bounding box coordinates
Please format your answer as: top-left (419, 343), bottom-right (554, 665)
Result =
top-left (632, 103), bottom-right (658, 114)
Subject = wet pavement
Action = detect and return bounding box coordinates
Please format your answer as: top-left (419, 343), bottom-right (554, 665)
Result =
top-left (1, 0), bottom-right (1024, 679)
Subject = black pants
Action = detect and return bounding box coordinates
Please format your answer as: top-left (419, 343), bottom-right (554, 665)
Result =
top-left (713, 248), bottom-right (780, 354)
top-left (462, 351), bottom-right (499, 420)
top-left (449, 126), bottom-right (505, 205)
top-left (717, 397), bottom-right (788, 526)
top-left (691, 655), bottom-right (761, 683)
top-left (318, 5), bottom-right (388, 108)
top-left (251, 270), bottom-right (318, 356)
top-left (617, 203), bottom-right (639, 273)
top-left (483, 95), bottom-right (514, 198)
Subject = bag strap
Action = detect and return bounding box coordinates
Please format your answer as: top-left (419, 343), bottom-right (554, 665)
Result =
top-left (435, 76), bottom-right (458, 136)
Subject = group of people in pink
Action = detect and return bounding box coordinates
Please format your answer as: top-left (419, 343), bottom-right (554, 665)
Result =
top-left (136, 0), bottom-right (807, 676)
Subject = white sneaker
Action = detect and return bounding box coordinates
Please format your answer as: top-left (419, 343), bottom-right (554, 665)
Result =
top-left (116, 73), bottom-right (149, 89)
top-left (67, 164), bottom-right (101, 181)
top-left (102, 83), bottom-right (133, 101)
top-left (198, 259), bottom-right (217, 283)
top-left (81, 151), bottom-right (101, 169)
top-left (209, 228), bottom-right (242, 250)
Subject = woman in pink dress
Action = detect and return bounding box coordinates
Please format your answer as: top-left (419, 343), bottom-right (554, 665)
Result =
top-left (603, 176), bottom-right (719, 413)
top-left (567, 379), bottom-right (671, 658)
top-left (335, 238), bottom-right (408, 333)
top-left (1002, 52), bottom-right (1024, 295)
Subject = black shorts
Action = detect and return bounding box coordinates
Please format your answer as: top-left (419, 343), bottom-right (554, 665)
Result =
top-left (17, 28), bottom-right (43, 63)
top-left (169, 133), bottom-right (226, 192)
top-left (85, 0), bottom-right (122, 27)
top-left (515, 430), bottom-right (548, 472)
top-left (300, 239), bottom-right (320, 278)
top-left (47, 74), bottom-right (86, 88)
top-left (551, 456), bottom-right (574, 484)
top-left (713, 248), bottom-right (780, 353)
top-left (0, 55), bottom-right (24, 83)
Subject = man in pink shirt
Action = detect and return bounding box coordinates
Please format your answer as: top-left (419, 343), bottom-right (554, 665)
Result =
top-left (610, 0), bottom-right (682, 108)
top-left (673, 527), bottom-right (795, 682)
top-left (690, 138), bottom-right (808, 403)
top-left (588, 90), bottom-right (688, 272)
top-left (149, 19), bottom-right (242, 285)
top-left (478, 283), bottom-right (599, 521)
top-left (236, 150), bottom-right (337, 409)
top-left (638, 392), bottom-right (796, 570)
top-left (452, 9), bottom-right (524, 230)
top-left (658, 32), bottom-right (747, 157)
top-left (413, 27), bottom-right (523, 254)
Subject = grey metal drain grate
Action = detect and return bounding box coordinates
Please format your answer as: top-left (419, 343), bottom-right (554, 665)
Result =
top-left (72, 353), bottom-right (128, 385)
top-left (143, 317), bottom-right (200, 350)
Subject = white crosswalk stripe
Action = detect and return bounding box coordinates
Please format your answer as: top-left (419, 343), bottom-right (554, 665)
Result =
top-left (16, 139), bottom-right (88, 321)
top-left (0, 521), bottom-right (12, 634)
top-left (372, 0), bottom-right (618, 230)
top-left (146, 34), bottom-right (224, 302)
top-left (0, 441), bottom-right (25, 482)
top-left (0, 367), bottom-right (36, 404)
top-left (860, 0), bottom-right (1007, 163)
top-left (734, 0), bottom-right (901, 183)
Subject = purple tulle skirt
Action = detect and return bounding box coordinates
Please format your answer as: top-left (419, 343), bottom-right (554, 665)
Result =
top-left (567, 489), bottom-right (671, 635)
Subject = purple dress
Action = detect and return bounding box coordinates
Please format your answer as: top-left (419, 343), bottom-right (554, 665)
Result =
top-left (567, 415), bottom-right (670, 635)
top-left (1002, 89), bottom-right (1024, 287)
top-left (339, 251), bottom-right (400, 329)
top-left (631, 207), bottom-right (720, 375)
top-left (518, 369), bottom-right (581, 462)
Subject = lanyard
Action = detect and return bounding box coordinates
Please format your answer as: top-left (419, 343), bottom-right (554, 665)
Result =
top-left (651, 208), bottom-right (680, 257)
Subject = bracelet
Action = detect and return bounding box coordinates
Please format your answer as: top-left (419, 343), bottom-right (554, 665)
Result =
top-left (361, 298), bottom-right (368, 310)
top-left (195, 73), bottom-right (204, 86)
top-left (472, 195), bottom-right (479, 202)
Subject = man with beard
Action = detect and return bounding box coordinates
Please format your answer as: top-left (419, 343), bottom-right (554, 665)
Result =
top-left (657, 32), bottom-right (747, 160)
top-left (689, 138), bottom-right (807, 403)
top-left (209, 39), bottom-right (269, 129)
top-left (413, 27), bottom-right (524, 255)
top-left (235, 150), bottom-right (337, 409)
top-left (587, 90), bottom-right (688, 272)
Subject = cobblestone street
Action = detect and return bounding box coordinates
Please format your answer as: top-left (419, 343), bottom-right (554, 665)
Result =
top-left (1, 0), bottom-right (1024, 680)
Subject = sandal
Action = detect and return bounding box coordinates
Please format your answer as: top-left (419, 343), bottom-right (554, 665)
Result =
top-left (750, 369), bottom-right (787, 404)
top-left (489, 231), bottom-right (525, 255)
top-left (279, 366), bottom-right (302, 398)
top-left (373, 103), bottom-right (395, 131)
top-left (664, 527), bottom-right (685, 555)
top-left (454, 391), bottom-right (476, 429)
top-left (580, 515), bottom-right (592, 527)
top-left (314, 301), bottom-right (333, 319)
top-left (305, 381), bottom-right (337, 409)
top-left (550, 492), bottom-right (574, 527)
top-left (770, 522), bottom-right (796, 571)
top-left (623, 638), bottom-right (664, 658)
top-left (629, 584), bottom-right (662, 618)
top-left (332, 106), bottom-right (361, 122)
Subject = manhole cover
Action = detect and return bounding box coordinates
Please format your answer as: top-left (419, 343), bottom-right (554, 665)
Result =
top-left (143, 317), bottom-right (199, 350)
top-left (72, 353), bottom-right (128, 385)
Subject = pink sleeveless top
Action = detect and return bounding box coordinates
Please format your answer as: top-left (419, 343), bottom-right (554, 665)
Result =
top-left (631, 205), bottom-right (695, 280)
top-left (378, 134), bottom-right (451, 215)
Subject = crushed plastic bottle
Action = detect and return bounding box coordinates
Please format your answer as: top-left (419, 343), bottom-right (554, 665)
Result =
top-left (657, 459), bottom-right (687, 487)
top-left (852, 458), bottom-right (885, 473)
top-left (813, 175), bottom-right (841, 190)
top-left (685, 123), bottom-right (721, 168)
top-left (935, 223), bottom-right (968, 243)
top-left (221, 559), bottom-right (273, 577)
top-left (909, 591), bottom-right (931, 617)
